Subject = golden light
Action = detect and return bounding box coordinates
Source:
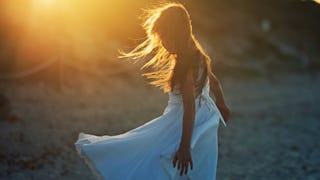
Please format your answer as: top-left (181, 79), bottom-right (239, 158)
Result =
top-left (0, 0), bottom-right (145, 76)
top-left (314, 0), bottom-right (320, 4)
top-left (32, 0), bottom-right (56, 6)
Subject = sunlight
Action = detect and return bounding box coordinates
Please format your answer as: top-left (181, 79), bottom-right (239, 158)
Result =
top-left (32, 0), bottom-right (57, 8)
top-left (0, 0), bottom-right (145, 72)
top-left (314, 0), bottom-right (320, 4)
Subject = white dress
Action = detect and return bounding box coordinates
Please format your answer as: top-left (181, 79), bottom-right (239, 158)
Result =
top-left (74, 68), bottom-right (227, 180)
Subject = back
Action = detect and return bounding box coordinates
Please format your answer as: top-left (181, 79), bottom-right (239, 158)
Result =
top-left (170, 59), bottom-right (208, 97)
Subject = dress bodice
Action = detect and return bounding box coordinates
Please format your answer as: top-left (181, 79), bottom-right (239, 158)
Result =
top-left (168, 77), bottom-right (210, 104)
top-left (166, 67), bottom-right (227, 127)
top-left (168, 60), bottom-right (209, 103)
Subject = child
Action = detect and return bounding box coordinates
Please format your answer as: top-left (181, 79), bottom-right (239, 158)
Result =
top-left (75, 2), bottom-right (230, 180)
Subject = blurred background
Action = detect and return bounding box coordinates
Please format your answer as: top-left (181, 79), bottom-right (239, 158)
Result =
top-left (0, 0), bottom-right (319, 179)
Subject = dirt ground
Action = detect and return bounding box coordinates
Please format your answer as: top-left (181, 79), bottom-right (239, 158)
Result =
top-left (0, 72), bottom-right (319, 180)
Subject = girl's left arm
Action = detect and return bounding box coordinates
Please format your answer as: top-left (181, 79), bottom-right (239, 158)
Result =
top-left (208, 71), bottom-right (230, 123)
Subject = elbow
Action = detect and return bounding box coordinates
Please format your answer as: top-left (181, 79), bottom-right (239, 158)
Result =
top-left (210, 78), bottom-right (219, 88)
top-left (209, 73), bottom-right (220, 87)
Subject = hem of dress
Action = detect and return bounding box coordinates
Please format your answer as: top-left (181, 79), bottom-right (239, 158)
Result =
top-left (211, 100), bottom-right (227, 127)
top-left (219, 116), bottom-right (227, 127)
top-left (75, 135), bottom-right (105, 180)
top-left (159, 112), bottom-right (219, 179)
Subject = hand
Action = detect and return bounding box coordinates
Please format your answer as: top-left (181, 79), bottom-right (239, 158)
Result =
top-left (216, 103), bottom-right (230, 123)
top-left (172, 145), bottom-right (193, 176)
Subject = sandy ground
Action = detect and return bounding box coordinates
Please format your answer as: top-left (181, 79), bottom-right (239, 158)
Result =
top-left (0, 71), bottom-right (319, 180)
top-left (217, 74), bottom-right (320, 180)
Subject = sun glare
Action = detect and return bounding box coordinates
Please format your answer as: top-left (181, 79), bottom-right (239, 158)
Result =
top-left (32, 0), bottom-right (56, 6)
top-left (314, 0), bottom-right (320, 4)
top-left (1, 0), bottom-right (144, 68)
top-left (31, 0), bottom-right (58, 11)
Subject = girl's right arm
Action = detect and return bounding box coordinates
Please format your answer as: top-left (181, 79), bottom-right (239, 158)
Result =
top-left (208, 71), bottom-right (230, 122)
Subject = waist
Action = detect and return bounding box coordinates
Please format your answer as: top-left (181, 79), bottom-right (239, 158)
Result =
top-left (167, 93), bottom-right (210, 105)
top-left (167, 93), bottom-right (227, 126)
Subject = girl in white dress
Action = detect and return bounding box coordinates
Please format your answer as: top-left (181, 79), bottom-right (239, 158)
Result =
top-left (74, 2), bottom-right (230, 180)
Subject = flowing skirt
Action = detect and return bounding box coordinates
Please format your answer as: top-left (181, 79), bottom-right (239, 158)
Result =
top-left (74, 93), bottom-right (226, 180)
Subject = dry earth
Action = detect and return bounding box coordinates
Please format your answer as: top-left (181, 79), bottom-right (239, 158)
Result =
top-left (0, 71), bottom-right (319, 180)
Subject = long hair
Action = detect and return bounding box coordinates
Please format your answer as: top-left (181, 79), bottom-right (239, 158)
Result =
top-left (119, 2), bottom-right (214, 97)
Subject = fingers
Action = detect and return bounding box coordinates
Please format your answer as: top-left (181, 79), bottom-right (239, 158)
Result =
top-left (172, 153), bottom-right (193, 176)
top-left (180, 161), bottom-right (187, 176)
top-left (184, 161), bottom-right (189, 175)
top-left (223, 107), bottom-right (231, 122)
top-left (179, 161), bottom-right (184, 176)
top-left (178, 159), bottom-right (193, 176)
top-left (225, 112), bottom-right (230, 122)
top-left (172, 155), bottom-right (178, 168)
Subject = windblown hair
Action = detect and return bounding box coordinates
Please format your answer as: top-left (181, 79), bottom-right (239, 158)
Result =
top-left (119, 2), bottom-right (214, 97)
